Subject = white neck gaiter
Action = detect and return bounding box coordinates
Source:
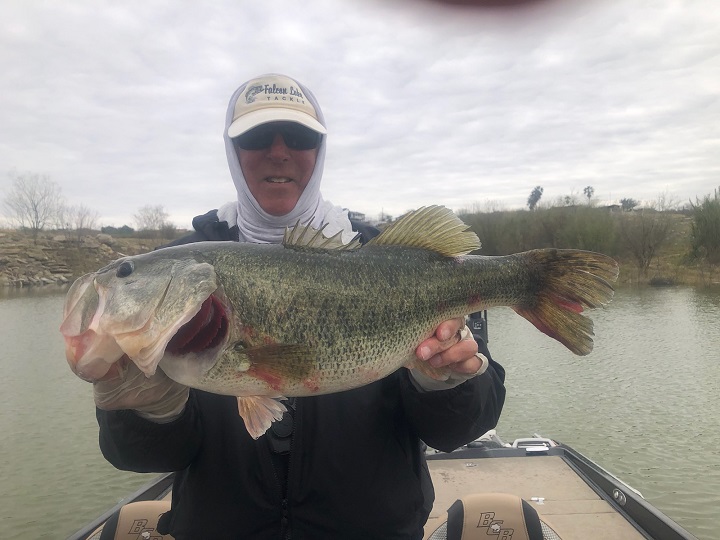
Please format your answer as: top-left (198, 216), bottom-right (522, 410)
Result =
top-left (219, 76), bottom-right (354, 244)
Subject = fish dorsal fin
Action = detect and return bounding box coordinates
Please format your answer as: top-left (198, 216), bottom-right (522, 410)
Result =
top-left (367, 205), bottom-right (481, 257)
top-left (283, 220), bottom-right (362, 251)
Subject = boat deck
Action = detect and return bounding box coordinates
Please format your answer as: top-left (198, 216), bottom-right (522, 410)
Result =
top-left (427, 455), bottom-right (646, 539)
top-left (70, 442), bottom-right (695, 540)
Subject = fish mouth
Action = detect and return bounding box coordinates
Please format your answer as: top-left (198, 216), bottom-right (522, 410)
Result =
top-left (166, 294), bottom-right (229, 355)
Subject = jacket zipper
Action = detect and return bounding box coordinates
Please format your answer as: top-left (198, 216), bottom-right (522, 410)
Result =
top-left (280, 397), bottom-right (297, 539)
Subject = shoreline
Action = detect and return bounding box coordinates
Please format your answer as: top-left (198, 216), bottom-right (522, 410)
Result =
top-left (2, 229), bottom-right (718, 289)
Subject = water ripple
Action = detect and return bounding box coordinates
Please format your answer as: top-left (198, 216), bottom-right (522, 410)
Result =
top-left (2, 287), bottom-right (719, 539)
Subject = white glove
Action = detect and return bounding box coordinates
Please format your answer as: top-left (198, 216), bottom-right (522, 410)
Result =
top-left (93, 356), bottom-right (189, 423)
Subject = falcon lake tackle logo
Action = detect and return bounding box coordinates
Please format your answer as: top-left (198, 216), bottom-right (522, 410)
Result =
top-left (245, 83), bottom-right (307, 105)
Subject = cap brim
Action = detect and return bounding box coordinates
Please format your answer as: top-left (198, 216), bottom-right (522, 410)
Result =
top-left (228, 109), bottom-right (327, 138)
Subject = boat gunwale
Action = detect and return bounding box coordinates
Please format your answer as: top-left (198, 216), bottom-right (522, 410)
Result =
top-left (66, 472), bottom-right (175, 540)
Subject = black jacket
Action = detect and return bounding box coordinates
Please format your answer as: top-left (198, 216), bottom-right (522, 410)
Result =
top-left (97, 210), bottom-right (506, 540)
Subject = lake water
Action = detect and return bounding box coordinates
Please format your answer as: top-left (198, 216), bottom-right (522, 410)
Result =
top-left (1, 285), bottom-right (718, 539)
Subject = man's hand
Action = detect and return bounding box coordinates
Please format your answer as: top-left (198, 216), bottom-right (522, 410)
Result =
top-left (94, 355), bottom-right (189, 423)
top-left (416, 317), bottom-right (483, 375)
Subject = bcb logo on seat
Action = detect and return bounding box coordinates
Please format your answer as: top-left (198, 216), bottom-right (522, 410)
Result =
top-left (476, 511), bottom-right (514, 538)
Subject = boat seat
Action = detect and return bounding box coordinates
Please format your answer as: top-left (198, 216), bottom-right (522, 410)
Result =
top-left (423, 492), bottom-right (562, 540)
top-left (95, 500), bottom-right (173, 540)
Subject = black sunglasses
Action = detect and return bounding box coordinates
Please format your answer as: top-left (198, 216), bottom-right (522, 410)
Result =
top-left (233, 122), bottom-right (322, 151)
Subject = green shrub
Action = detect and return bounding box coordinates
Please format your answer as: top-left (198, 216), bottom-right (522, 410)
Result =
top-left (460, 207), bottom-right (620, 257)
top-left (690, 187), bottom-right (720, 263)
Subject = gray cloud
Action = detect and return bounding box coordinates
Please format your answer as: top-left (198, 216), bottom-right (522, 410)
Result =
top-left (1, 0), bottom-right (718, 227)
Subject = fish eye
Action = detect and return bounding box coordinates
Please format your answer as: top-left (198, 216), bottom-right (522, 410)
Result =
top-left (116, 260), bottom-right (134, 278)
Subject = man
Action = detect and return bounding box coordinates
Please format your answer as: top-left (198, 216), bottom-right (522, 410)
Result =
top-left (95, 73), bottom-right (506, 539)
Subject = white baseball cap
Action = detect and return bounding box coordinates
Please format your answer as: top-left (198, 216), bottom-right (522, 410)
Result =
top-left (227, 74), bottom-right (327, 138)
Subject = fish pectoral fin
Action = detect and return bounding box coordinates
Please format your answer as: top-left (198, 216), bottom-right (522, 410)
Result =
top-left (237, 396), bottom-right (288, 439)
top-left (245, 344), bottom-right (316, 381)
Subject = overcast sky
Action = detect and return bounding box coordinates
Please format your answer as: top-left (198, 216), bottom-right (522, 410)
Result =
top-left (2, 0), bottom-right (719, 228)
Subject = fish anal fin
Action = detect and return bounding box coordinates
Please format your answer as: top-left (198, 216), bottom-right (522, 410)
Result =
top-left (237, 396), bottom-right (287, 439)
top-left (367, 206), bottom-right (481, 257)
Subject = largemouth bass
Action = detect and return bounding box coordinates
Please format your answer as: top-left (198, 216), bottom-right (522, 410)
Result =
top-left (61, 206), bottom-right (618, 438)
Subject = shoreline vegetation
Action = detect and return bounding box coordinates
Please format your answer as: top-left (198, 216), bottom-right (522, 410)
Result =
top-left (457, 205), bottom-right (719, 288)
top-left (1, 205), bottom-right (718, 289)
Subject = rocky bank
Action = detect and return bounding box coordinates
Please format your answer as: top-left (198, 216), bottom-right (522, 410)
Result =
top-left (0, 230), bottom-right (163, 288)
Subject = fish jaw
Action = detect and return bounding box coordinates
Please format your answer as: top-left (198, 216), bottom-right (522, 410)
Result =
top-left (60, 273), bottom-right (123, 381)
top-left (64, 328), bottom-right (125, 381)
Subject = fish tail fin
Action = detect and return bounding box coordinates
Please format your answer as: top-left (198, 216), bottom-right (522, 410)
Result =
top-left (237, 396), bottom-right (287, 439)
top-left (514, 249), bottom-right (619, 356)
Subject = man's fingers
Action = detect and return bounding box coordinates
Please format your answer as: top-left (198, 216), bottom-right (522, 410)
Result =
top-left (417, 318), bottom-right (468, 360)
top-left (435, 317), bottom-right (465, 342)
top-left (426, 336), bottom-right (479, 368)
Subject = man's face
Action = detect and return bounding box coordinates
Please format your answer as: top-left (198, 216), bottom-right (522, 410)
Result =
top-left (234, 122), bottom-right (321, 216)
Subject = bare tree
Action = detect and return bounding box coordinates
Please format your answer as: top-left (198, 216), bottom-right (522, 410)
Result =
top-left (481, 200), bottom-right (505, 213)
top-left (73, 204), bottom-right (100, 232)
top-left (64, 204), bottom-right (100, 242)
top-left (133, 204), bottom-right (176, 240)
top-left (619, 209), bottom-right (672, 277)
top-left (134, 204), bottom-right (170, 231)
top-left (653, 191), bottom-right (680, 212)
top-left (2, 172), bottom-right (63, 241)
top-left (53, 202), bottom-right (71, 231)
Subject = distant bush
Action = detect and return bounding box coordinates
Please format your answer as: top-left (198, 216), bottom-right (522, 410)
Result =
top-left (459, 202), bottom-right (716, 282)
top-left (460, 207), bottom-right (622, 257)
top-left (690, 187), bottom-right (720, 263)
top-left (101, 225), bottom-right (135, 237)
top-left (460, 210), bottom-right (533, 255)
top-left (553, 207), bottom-right (619, 254)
